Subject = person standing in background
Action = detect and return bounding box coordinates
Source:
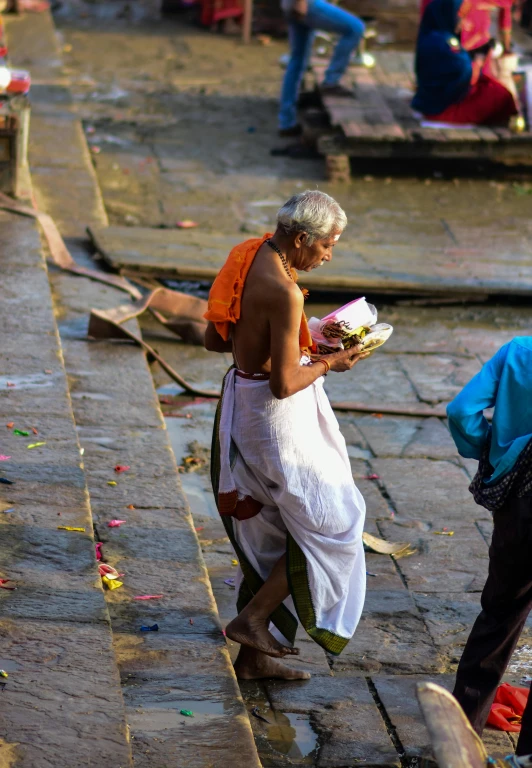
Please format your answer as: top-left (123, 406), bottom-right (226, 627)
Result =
top-left (447, 337), bottom-right (532, 756)
top-left (278, 0), bottom-right (365, 137)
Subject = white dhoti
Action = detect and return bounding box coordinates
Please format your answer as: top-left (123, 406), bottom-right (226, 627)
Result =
top-left (213, 368), bottom-right (366, 654)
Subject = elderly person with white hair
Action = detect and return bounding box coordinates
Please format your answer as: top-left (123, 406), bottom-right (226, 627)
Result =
top-left (204, 190), bottom-right (368, 681)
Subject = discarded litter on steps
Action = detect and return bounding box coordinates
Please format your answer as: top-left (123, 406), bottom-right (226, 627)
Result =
top-left (27, 442), bottom-right (46, 449)
top-left (12, 429), bottom-right (29, 436)
top-left (0, 478), bottom-right (13, 485)
top-left (180, 709), bottom-right (194, 717)
top-left (98, 564), bottom-right (121, 579)
top-left (133, 594), bottom-right (163, 600)
top-left (140, 624), bottom-right (159, 632)
top-left (57, 526), bottom-right (85, 532)
top-left (114, 465), bottom-right (130, 473)
top-left (102, 575), bottom-right (123, 590)
top-left (108, 519), bottom-right (126, 527)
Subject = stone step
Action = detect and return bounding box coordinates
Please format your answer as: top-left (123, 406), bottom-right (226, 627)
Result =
top-left (5, 11), bottom-right (262, 767)
top-left (0, 212), bottom-right (133, 767)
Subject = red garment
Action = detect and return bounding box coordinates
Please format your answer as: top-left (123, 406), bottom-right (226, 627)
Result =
top-left (460, 0), bottom-right (512, 51)
top-left (425, 73), bottom-right (517, 124)
top-left (487, 683), bottom-right (530, 732)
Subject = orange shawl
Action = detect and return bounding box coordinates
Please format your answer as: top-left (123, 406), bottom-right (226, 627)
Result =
top-left (204, 233), bottom-right (313, 352)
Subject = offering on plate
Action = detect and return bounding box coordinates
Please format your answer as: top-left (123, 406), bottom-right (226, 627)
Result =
top-left (308, 297), bottom-right (393, 355)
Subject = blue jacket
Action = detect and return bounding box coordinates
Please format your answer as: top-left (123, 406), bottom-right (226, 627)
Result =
top-left (412, 0), bottom-right (473, 115)
top-left (447, 337), bottom-right (532, 484)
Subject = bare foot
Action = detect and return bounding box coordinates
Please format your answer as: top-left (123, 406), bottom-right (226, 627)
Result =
top-left (234, 646), bottom-right (311, 681)
top-left (226, 613), bottom-right (300, 658)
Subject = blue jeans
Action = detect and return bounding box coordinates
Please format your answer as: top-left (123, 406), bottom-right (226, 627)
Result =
top-left (278, 0), bottom-right (365, 130)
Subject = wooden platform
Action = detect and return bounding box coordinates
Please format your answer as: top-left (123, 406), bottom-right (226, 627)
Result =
top-left (88, 225), bottom-right (532, 297)
top-left (310, 51), bottom-right (532, 180)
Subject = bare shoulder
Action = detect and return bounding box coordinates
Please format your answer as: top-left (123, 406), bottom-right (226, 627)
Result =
top-left (264, 279), bottom-right (303, 313)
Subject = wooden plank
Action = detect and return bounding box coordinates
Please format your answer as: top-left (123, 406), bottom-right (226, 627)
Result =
top-left (312, 53), bottom-right (532, 167)
top-left (88, 225), bottom-right (532, 297)
top-left (242, 0), bottom-right (252, 44)
top-left (473, 126), bottom-right (500, 142)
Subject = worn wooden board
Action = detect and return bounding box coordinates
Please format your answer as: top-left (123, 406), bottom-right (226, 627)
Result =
top-left (311, 51), bottom-right (532, 165)
top-left (88, 226), bottom-right (532, 297)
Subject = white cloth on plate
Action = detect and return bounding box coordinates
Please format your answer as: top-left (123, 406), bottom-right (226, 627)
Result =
top-left (219, 369), bottom-right (366, 643)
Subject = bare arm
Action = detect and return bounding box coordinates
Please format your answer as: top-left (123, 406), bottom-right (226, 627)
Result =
top-left (269, 287), bottom-right (368, 400)
top-left (204, 321), bottom-right (233, 353)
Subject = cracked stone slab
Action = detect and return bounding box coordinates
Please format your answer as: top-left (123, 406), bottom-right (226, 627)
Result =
top-left (332, 591), bottom-right (444, 676)
top-left (355, 416), bottom-right (420, 459)
top-left (412, 592), bottom-right (484, 658)
top-left (413, 592), bottom-right (532, 661)
top-left (0, 618), bottom-right (131, 767)
top-left (351, 462), bottom-right (394, 521)
top-left (379, 519), bottom-right (488, 593)
top-left (400, 354), bottom-right (481, 404)
top-left (265, 676), bottom-right (399, 766)
top-left (364, 553), bottom-right (407, 592)
top-left (372, 675), bottom-right (514, 761)
top-left (370, 458), bottom-right (491, 522)
top-left (324, 355), bottom-right (419, 404)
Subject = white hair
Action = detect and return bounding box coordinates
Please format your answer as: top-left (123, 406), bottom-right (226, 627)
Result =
top-left (276, 190), bottom-right (347, 245)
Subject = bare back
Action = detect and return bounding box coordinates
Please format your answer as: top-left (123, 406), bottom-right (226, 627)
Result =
top-left (232, 244), bottom-right (302, 374)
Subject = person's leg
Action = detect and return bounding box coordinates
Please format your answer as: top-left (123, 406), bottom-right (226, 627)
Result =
top-left (304, 0), bottom-right (365, 85)
top-left (453, 495), bottom-right (532, 735)
top-left (226, 553), bottom-right (300, 657)
top-left (279, 22), bottom-right (315, 131)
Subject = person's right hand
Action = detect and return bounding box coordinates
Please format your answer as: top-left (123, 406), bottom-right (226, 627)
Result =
top-left (325, 345), bottom-right (370, 373)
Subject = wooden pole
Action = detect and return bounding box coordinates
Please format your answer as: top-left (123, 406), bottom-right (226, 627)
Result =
top-left (242, 0), bottom-right (252, 44)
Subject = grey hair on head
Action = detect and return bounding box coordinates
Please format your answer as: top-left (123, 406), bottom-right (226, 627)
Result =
top-left (276, 190), bottom-right (347, 245)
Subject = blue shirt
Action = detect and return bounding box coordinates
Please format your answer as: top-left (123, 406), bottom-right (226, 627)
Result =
top-left (447, 337), bottom-right (532, 485)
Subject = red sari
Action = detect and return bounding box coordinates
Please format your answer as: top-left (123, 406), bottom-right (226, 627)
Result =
top-left (425, 72), bottom-right (517, 125)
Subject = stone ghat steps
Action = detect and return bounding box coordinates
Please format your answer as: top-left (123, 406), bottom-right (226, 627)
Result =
top-left (0, 212), bottom-right (133, 767)
top-left (4, 11), bottom-right (262, 768)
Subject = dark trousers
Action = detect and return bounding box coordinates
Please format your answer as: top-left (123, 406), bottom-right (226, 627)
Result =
top-left (453, 494), bottom-right (532, 756)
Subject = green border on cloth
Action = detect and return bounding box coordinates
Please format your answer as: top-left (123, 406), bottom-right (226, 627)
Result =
top-left (286, 533), bottom-right (350, 655)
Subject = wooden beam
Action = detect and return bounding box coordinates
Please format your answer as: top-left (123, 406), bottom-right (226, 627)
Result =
top-left (242, 0), bottom-right (252, 44)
